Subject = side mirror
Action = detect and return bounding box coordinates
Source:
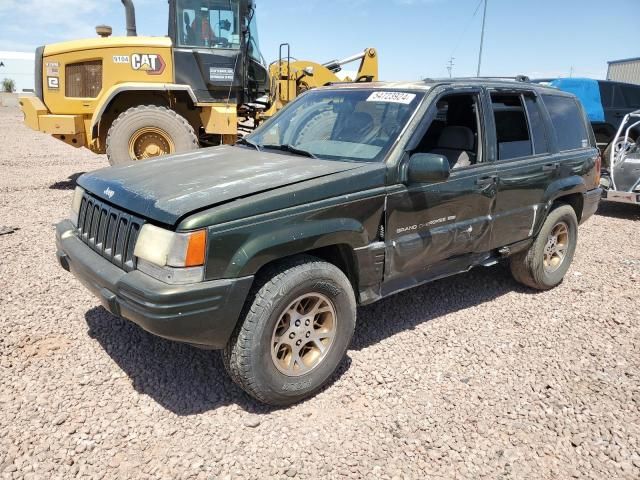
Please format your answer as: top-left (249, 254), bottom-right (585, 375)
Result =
top-left (406, 153), bottom-right (451, 184)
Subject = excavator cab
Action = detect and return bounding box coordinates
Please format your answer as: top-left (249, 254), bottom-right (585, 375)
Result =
top-left (168, 0), bottom-right (269, 104)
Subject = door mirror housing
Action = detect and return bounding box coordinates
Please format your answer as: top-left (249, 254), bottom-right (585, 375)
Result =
top-left (407, 153), bottom-right (451, 184)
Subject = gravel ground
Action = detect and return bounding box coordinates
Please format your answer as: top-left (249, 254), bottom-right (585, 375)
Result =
top-left (1, 104), bottom-right (639, 480)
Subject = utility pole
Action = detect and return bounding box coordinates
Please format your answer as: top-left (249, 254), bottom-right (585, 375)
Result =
top-left (447, 57), bottom-right (455, 78)
top-left (477, 0), bottom-right (488, 77)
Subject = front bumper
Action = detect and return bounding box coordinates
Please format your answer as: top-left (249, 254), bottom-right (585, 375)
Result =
top-left (56, 220), bottom-right (253, 349)
top-left (581, 188), bottom-right (603, 223)
top-left (19, 96), bottom-right (86, 148)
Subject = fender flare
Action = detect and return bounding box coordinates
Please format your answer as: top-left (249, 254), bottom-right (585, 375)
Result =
top-left (90, 82), bottom-right (198, 135)
top-left (535, 175), bottom-right (587, 234)
top-left (222, 218), bottom-right (370, 278)
top-left (543, 175), bottom-right (587, 204)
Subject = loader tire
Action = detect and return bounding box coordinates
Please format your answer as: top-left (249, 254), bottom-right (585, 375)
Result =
top-left (106, 105), bottom-right (198, 166)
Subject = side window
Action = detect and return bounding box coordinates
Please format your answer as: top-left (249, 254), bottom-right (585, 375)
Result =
top-left (413, 93), bottom-right (482, 170)
top-left (612, 85), bottom-right (627, 108)
top-left (179, 9), bottom-right (196, 45)
top-left (542, 95), bottom-right (589, 151)
top-left (524, 96), bottom-right (549, 155)
top-left (621, 85), bottom-right (640, 108)
top-left (490, 93), bottom-right (532, 160)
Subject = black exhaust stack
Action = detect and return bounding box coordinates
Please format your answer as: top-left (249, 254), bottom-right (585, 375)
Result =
top-left (121, 0), bottom-right (137, 36)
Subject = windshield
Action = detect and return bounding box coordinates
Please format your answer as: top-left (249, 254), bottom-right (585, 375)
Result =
top-left (176, 0), bottom-right (240, 49)
top-left (247, 9), bottom-right (265, 65)
top-left (247, 89), bottom-right (424, 162)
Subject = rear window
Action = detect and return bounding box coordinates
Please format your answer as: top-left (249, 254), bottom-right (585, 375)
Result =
top-left (491, 93), bottom-right (532, 160)
top-left (542, 95), bottom-right (589, 151)
top-left (524, 96), bottom-right (549, 155)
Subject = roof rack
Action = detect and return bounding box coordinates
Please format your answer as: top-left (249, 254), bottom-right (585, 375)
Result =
top-left (424, 75), bottom-right (531, 83)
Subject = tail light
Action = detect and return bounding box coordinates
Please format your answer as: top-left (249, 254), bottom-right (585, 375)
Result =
top-left (594, 153), bottom-right (602, 187)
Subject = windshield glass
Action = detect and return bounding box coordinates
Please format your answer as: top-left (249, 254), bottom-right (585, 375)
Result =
top-left (176, 0), bottom-right (240, 49)
top-left (247, 89), bottom-right (424, 162)
top-left (247, 10), bottom-right (265, 64)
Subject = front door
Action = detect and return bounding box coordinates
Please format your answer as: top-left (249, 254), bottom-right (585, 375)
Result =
top-left (383, 89), bottom-right (497, 296)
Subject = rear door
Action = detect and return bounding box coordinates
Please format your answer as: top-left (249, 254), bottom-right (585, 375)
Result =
top-left (490, 91), bottom-right (597, 250)
top-left (488, 90), bottom-right (557, 248)
top-left (383, 87), bottom-right (498, 295)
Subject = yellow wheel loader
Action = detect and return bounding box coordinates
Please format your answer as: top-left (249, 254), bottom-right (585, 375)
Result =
top-left (19, 0), bottom-right (378, 165)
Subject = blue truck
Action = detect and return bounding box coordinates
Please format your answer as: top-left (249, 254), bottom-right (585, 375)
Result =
top-left (534, 78), bottom-right (640, 165)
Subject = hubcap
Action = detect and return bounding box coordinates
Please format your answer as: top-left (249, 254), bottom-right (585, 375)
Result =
top-left (543, 221), bottom-right (569, 273)
top-left (270, 293), bottom-right (337, 377)
top-left (128, 127), bottom-right (175, 160)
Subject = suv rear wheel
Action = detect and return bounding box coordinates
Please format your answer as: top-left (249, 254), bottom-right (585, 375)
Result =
top-left (510, 204), bottom-right (578, 290)
top-left (222, 256), bottom-right (356, 406)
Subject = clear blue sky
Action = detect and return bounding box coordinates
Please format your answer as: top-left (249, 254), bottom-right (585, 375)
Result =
top-left (1, 0), bottom-right (638, 80)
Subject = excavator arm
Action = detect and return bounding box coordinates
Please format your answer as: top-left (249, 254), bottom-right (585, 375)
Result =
top-left (258, 47), bottom-right (378, 122)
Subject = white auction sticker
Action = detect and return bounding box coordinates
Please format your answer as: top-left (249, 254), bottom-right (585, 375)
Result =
top-left (367, 91), bottom-right (416, 104)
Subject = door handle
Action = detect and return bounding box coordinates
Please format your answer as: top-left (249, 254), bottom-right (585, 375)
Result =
top-left (615, 112), bottom-right (624, 118)
top-left (476, 175), bottom-right (496, 186)
top-left (542, 163), bottom-right (559, 172)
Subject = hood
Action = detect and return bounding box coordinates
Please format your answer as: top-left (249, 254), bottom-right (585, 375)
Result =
top-left (78, 146), bottom-right (368, 226)
top-left (44, 36), bottom-right (171, 56)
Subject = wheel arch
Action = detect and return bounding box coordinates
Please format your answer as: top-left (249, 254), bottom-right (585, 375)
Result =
top-left (208, 217), bottom-right (374, 301)
top-left (552, 193), bottom-right (584, 222)
top-left (542, 176), bottom-right (587, 225)
top-left (251, 244), bottom-right (361, 301)
top-left (92, 83), bottom-right (199, 140)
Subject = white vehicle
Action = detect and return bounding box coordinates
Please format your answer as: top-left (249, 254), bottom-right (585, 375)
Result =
top-left (601, 109), bottom-right (640, 205)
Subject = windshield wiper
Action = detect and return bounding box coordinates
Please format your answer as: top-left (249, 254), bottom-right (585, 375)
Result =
top-left (261, 144), bottom-right (317, 159)
top-left (236, 137), bottom-right (261, 151)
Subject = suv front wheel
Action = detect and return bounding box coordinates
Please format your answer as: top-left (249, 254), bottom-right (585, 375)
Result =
top-left (510, 204), bottom-right (578, 290)
top-left (223, 256), bottom-right (356, 406)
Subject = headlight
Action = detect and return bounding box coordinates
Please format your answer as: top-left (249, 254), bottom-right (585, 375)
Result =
top-left (134, 224), bottom-right (207, 284)
top-left (70, 186), bottom-right (85, 227)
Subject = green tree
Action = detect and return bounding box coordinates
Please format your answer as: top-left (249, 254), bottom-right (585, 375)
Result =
top-left (2, 78), bottom-right (16, 93)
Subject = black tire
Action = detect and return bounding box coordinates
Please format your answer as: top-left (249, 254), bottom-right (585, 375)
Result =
top-left (222, 255), bottom-right (356, 406)
top-left (292, 108), bottom-right (336, 146)
top-left (105, 105), bottom-right (198, 166)
top-left (602, 135), bottom-right (635, 169)
top-left (510, 204), bottom-right (578, 290)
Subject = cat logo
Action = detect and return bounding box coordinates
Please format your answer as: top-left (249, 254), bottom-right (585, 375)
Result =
top-left (131, 54), bottom-right (166, 75)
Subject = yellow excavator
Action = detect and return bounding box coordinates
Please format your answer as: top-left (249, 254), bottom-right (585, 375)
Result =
top-left (19, 0), bottom-right (378, 165)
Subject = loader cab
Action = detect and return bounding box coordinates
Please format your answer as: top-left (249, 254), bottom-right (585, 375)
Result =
top-left (168, 0), bottom-right (269, 104)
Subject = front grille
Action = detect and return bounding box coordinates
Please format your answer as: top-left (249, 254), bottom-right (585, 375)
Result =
top-left (76, 193), bottom-right (143, 272)
top-left (65, 61), bottom-right (102, 98)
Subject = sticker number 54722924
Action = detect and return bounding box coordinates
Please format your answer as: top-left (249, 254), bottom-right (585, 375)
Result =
top-left (367, 91), bottom-right (417, 104)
